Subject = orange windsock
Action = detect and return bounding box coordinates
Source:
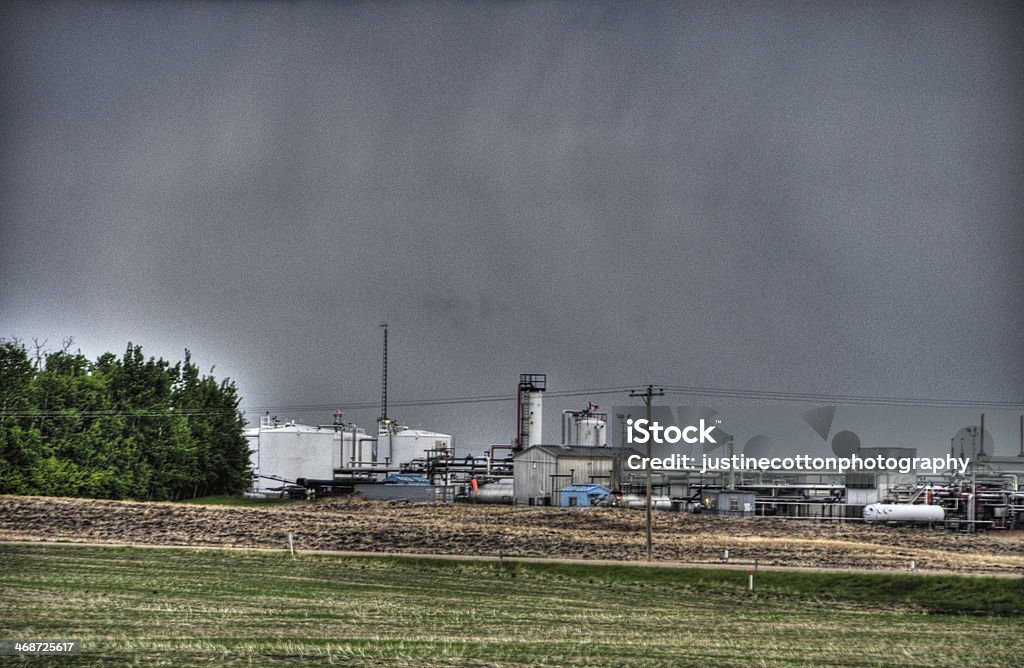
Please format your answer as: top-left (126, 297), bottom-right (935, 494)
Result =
top-left (471, 479), bottom-right (479, 492)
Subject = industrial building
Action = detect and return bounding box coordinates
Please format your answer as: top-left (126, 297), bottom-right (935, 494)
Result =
top-left (513, 445), bottom-right (642, 505)
top-left (244, 376), bottom-right (1024, 530)
top-left (243, 328), bottom-right (1024, 530)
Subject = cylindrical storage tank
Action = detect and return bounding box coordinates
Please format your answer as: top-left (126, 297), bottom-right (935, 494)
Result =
top-left (252, 422), bottom-right (335, 492)
top-left (619, 494), bottom-right (672, 510)
top-left (619, 494), bottom-right (642, 508)
top-left (863, 504), bottom-right (945, 523)
top-left (573, 417), bottom-right (606, 446)
top-left (387, 429), bottom-right (452, 468)
top-left (527, 391), bottom-right (543, 447)
top-left (651, 495), bottom-right (672, 510)
top-left (472, 480), bottom-right (515, 504)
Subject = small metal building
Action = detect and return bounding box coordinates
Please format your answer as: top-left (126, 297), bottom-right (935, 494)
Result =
top-left (703, 490), bottom-right (757, 516)
top-left (513, 445), bottom-right (643, 505)
top-left (560, 483), bottom-right (612, 507)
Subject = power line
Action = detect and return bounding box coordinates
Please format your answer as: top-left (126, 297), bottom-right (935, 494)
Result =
top-left (239, 386), bottom-right (637, 414)
top-left (659, 386), bottom-right (1024, 408)
top-left (8, 383), bottom-right (1015, 419)
top-left (237, 384), bottom-right (1023, 415)
top-left (0, 409), bottom-right (236, 417)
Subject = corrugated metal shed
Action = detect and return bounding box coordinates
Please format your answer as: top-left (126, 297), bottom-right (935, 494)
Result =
top-left (513, 445), bottom-right (642, 505)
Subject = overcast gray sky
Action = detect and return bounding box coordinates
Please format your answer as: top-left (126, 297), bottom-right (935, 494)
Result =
top-left (2, 1), bottom-right (1021, 448)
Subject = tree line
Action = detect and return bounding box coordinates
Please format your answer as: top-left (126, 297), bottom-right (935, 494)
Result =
top-left (0, 339), bottom-right (251, 500)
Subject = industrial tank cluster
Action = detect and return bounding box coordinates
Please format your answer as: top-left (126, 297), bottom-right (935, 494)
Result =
top-left (245, 415), bottom-right (452, 495)
top-left (245, 371), bottom-right (1024, 531)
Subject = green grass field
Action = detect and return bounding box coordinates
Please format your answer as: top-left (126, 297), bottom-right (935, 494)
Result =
top-left (1, 544), bottom-right (1022, 666)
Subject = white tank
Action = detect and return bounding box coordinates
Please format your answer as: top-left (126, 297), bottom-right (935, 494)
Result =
top-left (573, 417), bottom-right (606, 446)
top-left (251, 421), bottom-right (337, 491)
top-left (863, 503), bottom-right (945, 523)
top-left (384, 428), bottom-right (452, 467)
top-left (472, 480), bottom-right (514, 504)
top-left (527, 391), bottom-right (543, 447)
top-left (619, 494), bottom-right (672, 510)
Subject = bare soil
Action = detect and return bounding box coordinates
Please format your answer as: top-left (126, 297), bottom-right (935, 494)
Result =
top-left (2, 495), bottom-right (1022, 574)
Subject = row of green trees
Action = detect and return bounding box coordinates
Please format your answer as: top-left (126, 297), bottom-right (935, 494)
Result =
top-left (0, 339), bottom-right (251, 500)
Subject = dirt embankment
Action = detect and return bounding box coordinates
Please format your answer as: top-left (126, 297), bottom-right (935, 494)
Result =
top-left (2, 495), bottom-right (1023, 574)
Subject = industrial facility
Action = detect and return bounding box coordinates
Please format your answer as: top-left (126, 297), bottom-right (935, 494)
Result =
top-left (244, 331), bottom-right (1024, 531)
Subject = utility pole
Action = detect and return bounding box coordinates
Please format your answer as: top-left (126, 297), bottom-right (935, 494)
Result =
top-left (630, 385), bottom-right (664, 561)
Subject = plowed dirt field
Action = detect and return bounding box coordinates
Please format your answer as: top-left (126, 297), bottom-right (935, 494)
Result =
top-left (2, 495), bottom-right (1022, 573)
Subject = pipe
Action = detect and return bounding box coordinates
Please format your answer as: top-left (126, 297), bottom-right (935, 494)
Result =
top-left (1002, 474), bottom-right (1019, 492)
top-left (727, 436), bottom-right (736, 490)
top-left (980, 413), bottom-right (986, 457)
top-left (561, 410), bottom-right (573, 446)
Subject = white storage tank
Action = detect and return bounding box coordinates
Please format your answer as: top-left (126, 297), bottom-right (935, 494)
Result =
top-left (563, 404), bottom-right (608, 447)
top-left (471, 479), bottom-right (514, 504)
top-left (244, 426), bottom-right (261, 476)
top-left (250, 420), bottom-right (337, 491)
top-left (572, 416), bottom-right (607, 447)
top-left (382, 428), bottom-right (452, 467)
top-left (527, 392), bottom-right (543, 447)
top-left (863, 503), bottom-right (945, 523)
top-left (619, 494), bottom-right (673, 510)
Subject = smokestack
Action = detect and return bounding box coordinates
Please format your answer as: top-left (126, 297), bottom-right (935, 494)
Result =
top-left (528, 389), bottom-right (543, 448)
top-left (514, 374), bottom-right (546, 451)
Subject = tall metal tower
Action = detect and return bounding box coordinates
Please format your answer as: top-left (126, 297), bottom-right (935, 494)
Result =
top-left (514, 374), bottom-right (546, 451)
top-left (379, 323), bottom-right (389, 425)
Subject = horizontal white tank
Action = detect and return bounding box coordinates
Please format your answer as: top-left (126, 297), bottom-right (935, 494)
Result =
top-left (472, 480), bottom-right (515, 504)
top-left (863, 503), bottom-right (945, 523)
top-left (619, 494), bottom-right (673, 510)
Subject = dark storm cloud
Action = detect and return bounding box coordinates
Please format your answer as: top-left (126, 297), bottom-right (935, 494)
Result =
top-left (2, 1), bottom-right (1021, 447)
